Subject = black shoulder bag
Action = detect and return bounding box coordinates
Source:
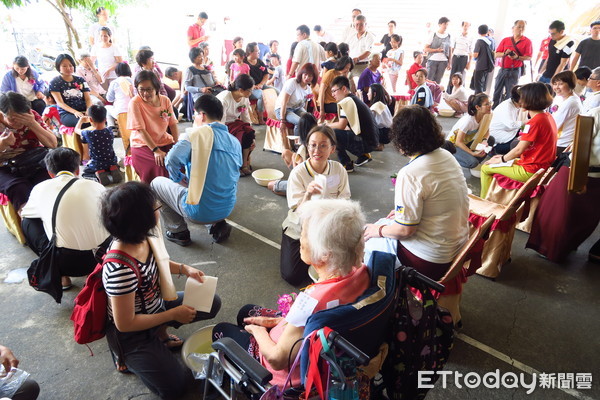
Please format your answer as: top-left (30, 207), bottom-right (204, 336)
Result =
top-left (27, 178), bottom-right (78, 304)
top-left (510, 37), bottom-right (532, 80)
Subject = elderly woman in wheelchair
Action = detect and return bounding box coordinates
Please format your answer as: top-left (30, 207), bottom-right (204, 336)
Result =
top-left (212, 199), bottom-right (372, 388)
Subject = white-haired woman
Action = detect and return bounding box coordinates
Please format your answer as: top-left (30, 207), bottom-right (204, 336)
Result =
top-left (212, 199), bottom-right (370, 388)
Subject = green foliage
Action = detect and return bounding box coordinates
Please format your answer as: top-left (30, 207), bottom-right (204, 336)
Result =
top-left (2, 0), bottom-right (132, 17)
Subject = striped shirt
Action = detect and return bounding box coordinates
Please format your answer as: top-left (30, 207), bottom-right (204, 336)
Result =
top-left (102, 253), bottom-right (164, 320)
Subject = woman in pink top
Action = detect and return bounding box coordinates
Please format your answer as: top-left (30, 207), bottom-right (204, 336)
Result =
top-left (212, 199), bottom-right (370, 388)
top-left (127, 70), bottom-right (178, 183)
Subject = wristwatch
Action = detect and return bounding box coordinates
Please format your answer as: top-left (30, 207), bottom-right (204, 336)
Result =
top-left (151, 146), bottom-right (159, 153)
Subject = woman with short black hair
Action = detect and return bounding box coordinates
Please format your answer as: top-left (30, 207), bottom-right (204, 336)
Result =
top-left (101, 181), bottom-right (220, 399)
top-left (446, 93), bottom-right (492, 168)
top-left (551, 70), bottom-right (583, 154)
top-left (480, 82), bottom-right (557, 198)
top-left (0, 91), bottom-right (57, 214)
top-left (365, 106), bottom-right (468, 281)
top-left (127, 70), bottom-right (178, 183)
top-left (49, 53), bottom-right (93, 127)
top-left (1, 56), bottom-right (47, 115)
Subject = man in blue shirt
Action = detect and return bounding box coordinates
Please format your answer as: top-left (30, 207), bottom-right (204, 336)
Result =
top-left (151, 95), bottom-right (242, 245)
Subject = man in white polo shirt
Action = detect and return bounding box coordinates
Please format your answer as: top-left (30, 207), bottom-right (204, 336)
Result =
top-left (288, 24), bottom-right (326, 78)
top-left (447, 21), bottom-right (472, 94)
top-left (21, 147), bottom-right (110, 295)
top-left (347, 15), bottom-right (376, 90)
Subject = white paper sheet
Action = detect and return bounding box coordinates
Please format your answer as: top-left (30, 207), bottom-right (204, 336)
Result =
top-left (183, 276), bottom-right (218, 312)
top-left (488, 159), bottom-right (515, 168)
top-left (285, 292), bottom-right (318, 327)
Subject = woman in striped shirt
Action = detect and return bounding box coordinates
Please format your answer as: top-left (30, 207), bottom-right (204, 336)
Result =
top-left (101, 181), bottom-right (221, 399)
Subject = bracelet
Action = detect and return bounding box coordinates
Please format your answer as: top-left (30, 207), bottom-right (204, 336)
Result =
top-left (151, 146), bottom-right (159, 153)
top-left (378, 225), bottom-right (384, 238)
top-left (501, 155), bottom-right (506, 163)
top-left (178, 263), bottom-right (184, 278)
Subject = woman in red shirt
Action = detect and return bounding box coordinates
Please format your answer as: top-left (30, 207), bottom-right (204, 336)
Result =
top-left (480, 82), bottom-right (556, 198)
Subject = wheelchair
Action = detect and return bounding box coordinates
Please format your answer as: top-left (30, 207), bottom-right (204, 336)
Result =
top-left (202, 251), bottom-right (450, 399)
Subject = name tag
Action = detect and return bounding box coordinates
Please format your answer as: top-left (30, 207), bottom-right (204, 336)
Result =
top-left (418, 93), bottom-right (426, 98)
top-left (522, 124), bottom-right (531, 133)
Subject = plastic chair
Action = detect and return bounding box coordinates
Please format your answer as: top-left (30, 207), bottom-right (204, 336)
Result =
top-left (0, 193), bottom-right (26, 244)
top-left (263, 88), bottom-right (294, 154)
top-left (484, 168), bottom-right (556, 233)
top-left (468, 169), bottom-right (546, 278)
top-left (437, 214), bottom-right (495, 324)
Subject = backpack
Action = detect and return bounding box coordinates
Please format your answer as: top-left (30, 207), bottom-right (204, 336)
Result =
top-left (70, 250), bottom-right (142, 345)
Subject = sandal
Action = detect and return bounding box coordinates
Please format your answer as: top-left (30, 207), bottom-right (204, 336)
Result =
top-left (110, 349), bottom-right (130, 374)
top-left (162, 334), bottom-right (184, 350)
top-left (239, 166), bottom-right (252, 177)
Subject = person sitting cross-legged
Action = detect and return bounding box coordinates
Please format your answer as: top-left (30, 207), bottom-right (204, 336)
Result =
top-left (151, 94), bottom-right (242, 245)
top-left (326, 75), bottom-right (378, 172)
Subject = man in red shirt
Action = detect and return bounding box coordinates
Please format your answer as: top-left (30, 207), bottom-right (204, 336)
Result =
top-left (492, 20), bottom-right (532, 108)
top-left (187, 12), bottom-right (209, 48)
top-left (535, 36), bottom-right (551, 74)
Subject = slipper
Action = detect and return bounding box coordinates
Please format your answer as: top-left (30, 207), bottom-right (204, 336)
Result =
top-left (110, 350), bottom-right (130, 374)
top-left (62, 284), bottom-right (73, 291)
top-left (162, 334), bottom-right (183, 349)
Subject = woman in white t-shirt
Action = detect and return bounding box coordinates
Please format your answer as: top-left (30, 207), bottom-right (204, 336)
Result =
top-left (280, 125), bottom-right (350, 286)
top-left (91, 27), bottom-right (122, 90)
top-left (88, 7), bottom-right (114, 47)
top-left (446, 93), bottom-right (492, 168)
top-left (550, 71), bottom-right (583, 154)
top-left (275, 63), bottom-right (317, 138)
top-left (364, 105), bottom-right (468, 281)
top-left (442, 73), bottom-right (469, 116)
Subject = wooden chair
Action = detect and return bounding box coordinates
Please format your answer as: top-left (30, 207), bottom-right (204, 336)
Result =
top-left (484, 168), bottom-right (556, 233)
top-left (262, 88), bottom-right (293, 153)
top-left (0, 193), bottom-right (26, 244)
top-left (468, 169), bottom-right (546, 279)
top-left (437, 214), bottom-right (495, 325)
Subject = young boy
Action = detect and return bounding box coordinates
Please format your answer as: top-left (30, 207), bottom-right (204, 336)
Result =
top-left (75, 104), bottom-right (122, 185)
top-left (266, 54), bottom-right (285, 92)
top-left (42, 90), bottom-right (61, 136)
top-left (410, 68), bottom-right (434, 111)
top-left (406, 51), bottom-right (424, 95)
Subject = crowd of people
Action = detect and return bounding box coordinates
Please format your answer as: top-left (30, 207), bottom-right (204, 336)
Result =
top-left (1, 6), bottom-right (600, 399)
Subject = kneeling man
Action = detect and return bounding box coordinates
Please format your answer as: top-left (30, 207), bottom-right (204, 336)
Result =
top-left (152, 94), bottom-right (242, 245)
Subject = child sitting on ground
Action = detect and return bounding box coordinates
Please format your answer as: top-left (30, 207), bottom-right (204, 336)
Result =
top-left (230, 49), bottom-right (250, 83)
top-left (410, 68), bottom-right (434, 110)
top-left (75, 104), bottom-right (122, 185)
top-left (42, 90), bottom-right (61, 136)
top-left (406, 51), bottom-right (424, 95)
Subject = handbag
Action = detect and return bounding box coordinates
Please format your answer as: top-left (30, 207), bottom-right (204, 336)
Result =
top-left (27, 178), bottom-right (78, 304)
top-left (6, 147), bottom-right (49, 178)
top-left (382, 276), bottom-right (454, 400)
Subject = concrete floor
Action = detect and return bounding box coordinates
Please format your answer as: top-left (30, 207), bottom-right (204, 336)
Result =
top-left (1, 117), bottom-right (599, 400)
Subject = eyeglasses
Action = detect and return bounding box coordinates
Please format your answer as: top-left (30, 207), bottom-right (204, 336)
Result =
top-left (308, 143), bottom-right (331, 151)
top-left (154, 204), bottom-right (162, 212)
top-left (138, 88), bottom-right (154, 93)
top-left (331, 87), bottom-right (340, 94)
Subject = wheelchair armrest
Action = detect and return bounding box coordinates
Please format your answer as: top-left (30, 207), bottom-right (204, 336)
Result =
top-left (329, 330), bottom-right (370, 366)
top-left (212, 337), bottom-right (273, 386)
